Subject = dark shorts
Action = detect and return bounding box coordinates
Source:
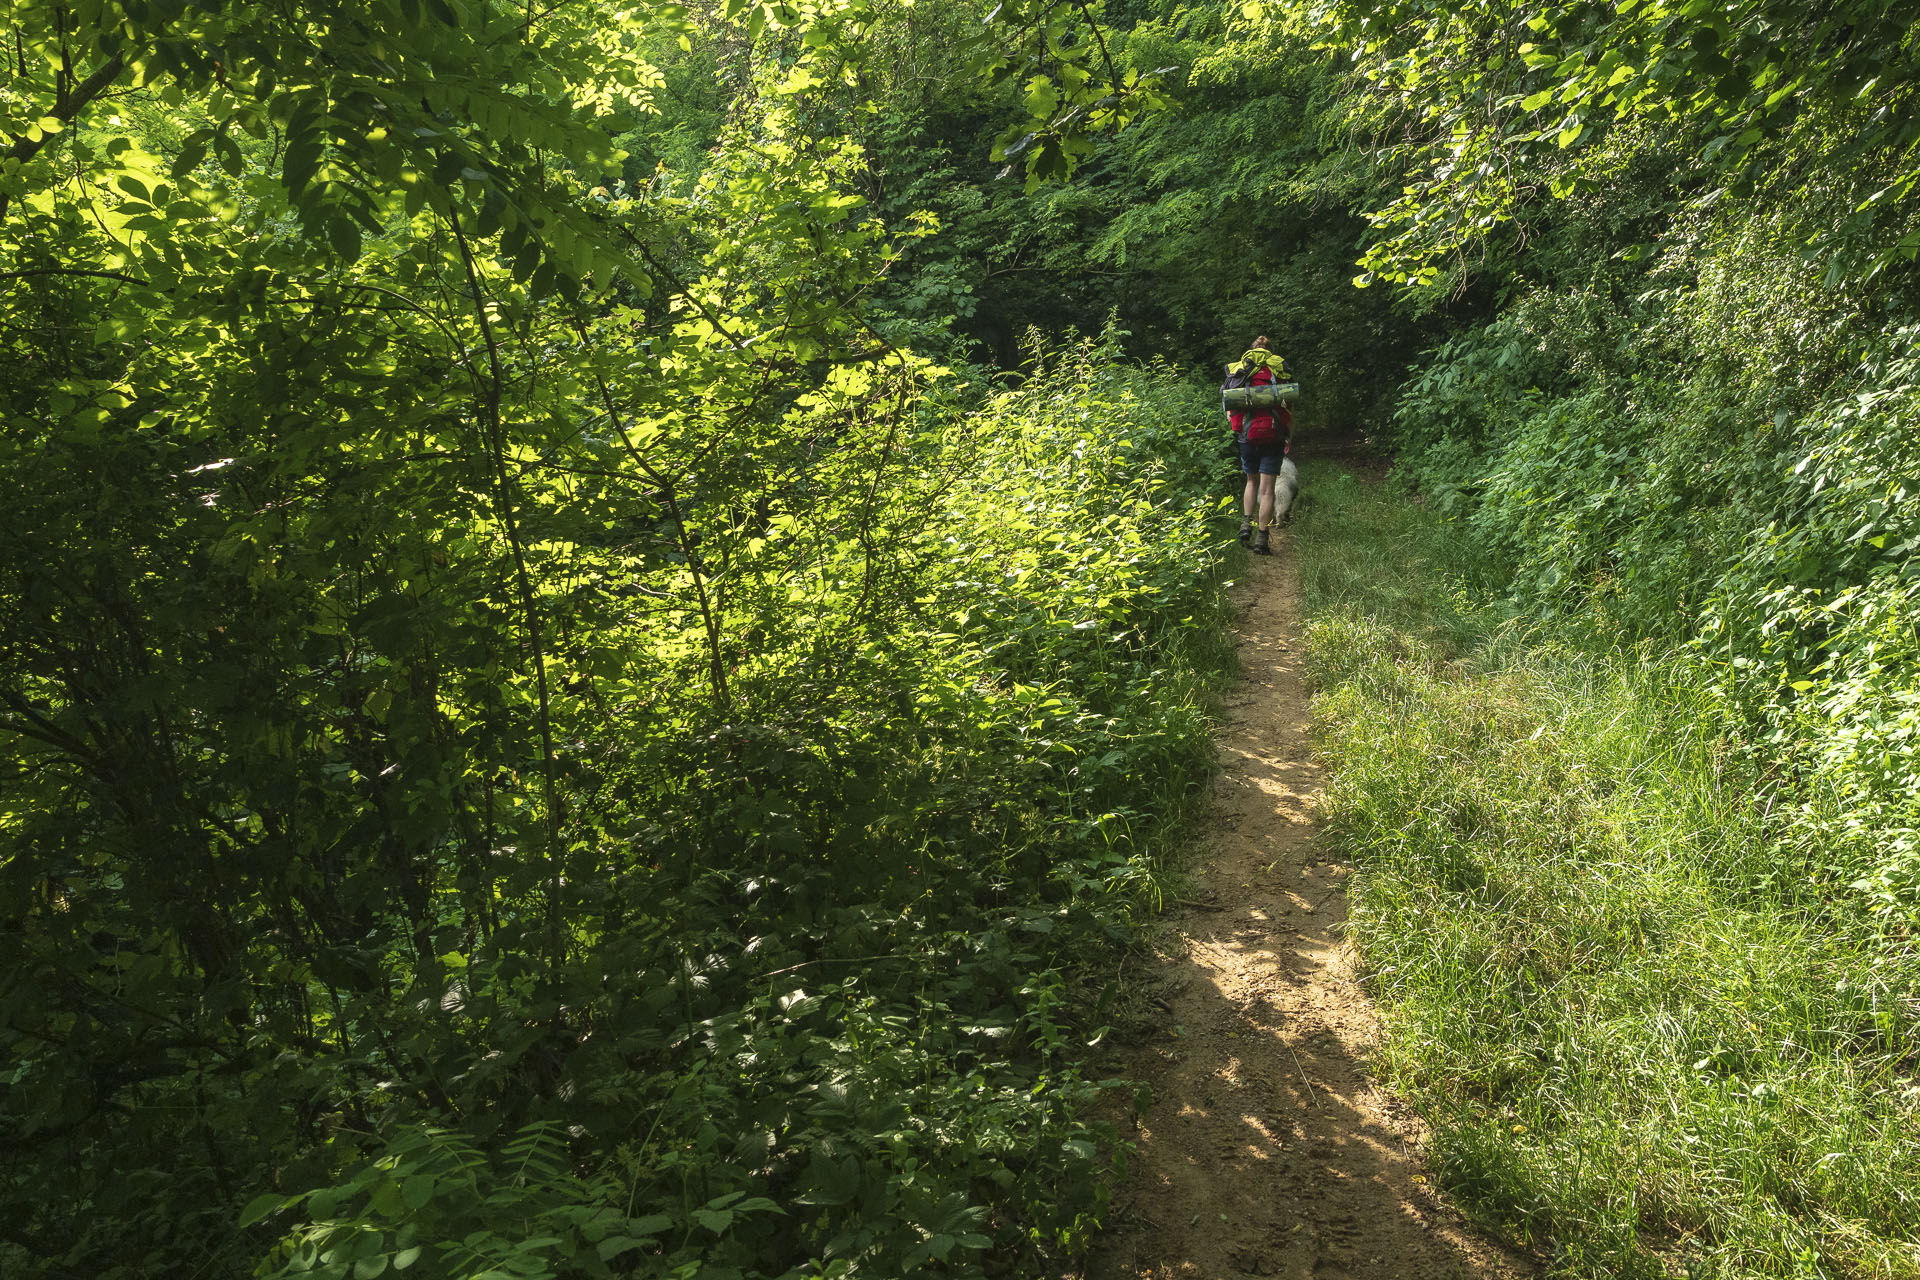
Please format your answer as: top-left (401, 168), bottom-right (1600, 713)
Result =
top-left (1239, 437), bottom-right (1288, 475)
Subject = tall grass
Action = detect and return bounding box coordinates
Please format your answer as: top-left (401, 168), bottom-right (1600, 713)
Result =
top-left (1297, 472), bottom-right (1920, 1279)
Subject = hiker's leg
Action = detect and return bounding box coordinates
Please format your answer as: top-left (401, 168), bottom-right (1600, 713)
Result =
top-left (1251, 463), bottom-right (1278, 554)
top-left (1274, 458), bottom-right (1299, 523)
top-left (1238, 441), bottom-right (1259, 542)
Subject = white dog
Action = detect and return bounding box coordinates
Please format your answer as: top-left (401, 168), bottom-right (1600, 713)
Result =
top-left (1275, 456), bottom-right (1299, 524)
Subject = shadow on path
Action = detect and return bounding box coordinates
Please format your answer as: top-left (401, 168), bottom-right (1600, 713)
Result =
top-left (1085, 481), bottom-right (1531, 1280)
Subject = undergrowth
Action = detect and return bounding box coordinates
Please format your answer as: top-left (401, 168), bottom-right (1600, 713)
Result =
top-left (246, 340), bottom-right (1233, 1280)
top-left (4, 335), bottom-right (1237, 1280)
top-left (1297, 472), bottom-right (1920, 1279)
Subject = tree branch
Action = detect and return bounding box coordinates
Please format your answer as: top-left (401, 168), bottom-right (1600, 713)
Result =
top-left (0, 266), bottom-right (145, 286)
top-left (1, 49), bottom-right (127, 222)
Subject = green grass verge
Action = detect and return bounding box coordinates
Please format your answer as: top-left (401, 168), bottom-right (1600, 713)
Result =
top-left (1294, 470), bottom-right (1920, 1280)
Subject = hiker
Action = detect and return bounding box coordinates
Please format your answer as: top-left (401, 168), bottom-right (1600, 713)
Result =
top-left (1225, 336), bottom-right (1297, 555)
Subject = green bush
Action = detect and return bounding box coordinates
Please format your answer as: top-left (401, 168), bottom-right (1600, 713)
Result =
top-left (216, 332), bottom-right (1237, 1280)
top-left (1383, 212), bottom-right (1920, 924)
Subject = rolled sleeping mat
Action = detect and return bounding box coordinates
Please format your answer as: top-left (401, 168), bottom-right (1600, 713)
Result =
top-left (1222, 381), bottom-right (1299, 409)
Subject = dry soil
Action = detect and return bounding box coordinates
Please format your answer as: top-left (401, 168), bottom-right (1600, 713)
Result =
top-left (1085, 533), bottom-right (1532, 1280)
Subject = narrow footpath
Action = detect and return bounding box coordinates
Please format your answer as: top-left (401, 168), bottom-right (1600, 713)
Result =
top-left (1088, 535), bottom-right (1530, 1280)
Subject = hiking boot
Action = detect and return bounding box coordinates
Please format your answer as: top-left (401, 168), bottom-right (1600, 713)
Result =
top-left (1252, 527), bottom-right (1271, 556)
top-left (1237, 519), bottom-right (1253, 546)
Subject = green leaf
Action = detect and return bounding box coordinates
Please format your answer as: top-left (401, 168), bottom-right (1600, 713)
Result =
top-left (172, 129), bottom-right (212, 178)
top-left (216, 132), bottom-right (245, 176)
top-left (328, 215), bottom-right (363, 260)
top-left (691, 1208), bottom-right (734, 1233)
top-left (239, 1193), bottom-right (287, 1227)
top-left (284, 138), bottom-right (324, 193)
top-left (1024, 76), bottom-right (1059, 119)
top-left (596, 1234), bottom-right (655, 1260)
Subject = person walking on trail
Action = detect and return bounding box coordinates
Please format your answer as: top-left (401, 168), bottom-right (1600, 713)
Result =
top-left (1226, 335), bottom-right (1297, 556)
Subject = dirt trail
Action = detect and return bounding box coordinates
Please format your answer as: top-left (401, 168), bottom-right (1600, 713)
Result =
top-left (1086, 536), bottom-right (1530, 1280)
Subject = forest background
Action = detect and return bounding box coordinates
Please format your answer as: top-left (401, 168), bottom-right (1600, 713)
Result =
top-left (3, 0), bottom-right (1918, 1277)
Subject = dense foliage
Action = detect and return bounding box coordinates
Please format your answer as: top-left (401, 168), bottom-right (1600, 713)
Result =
top-left (1276, 0), bottom-right (1920, 1273)
top-left (2, 2), bottom-right (1255, 1275)
top-left (5, 192), bottom-right (1237, 1272)
top-left (1318, 0), bottom-right (1920, 926)
top-left (13, 0), bottom-right (1920, 1273)
top-left (851, 6), bottom-right (1441, 421)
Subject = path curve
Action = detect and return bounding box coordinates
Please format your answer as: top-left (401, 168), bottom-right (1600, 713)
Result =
top-left (1087, 536), bottom-right (1530, 1280)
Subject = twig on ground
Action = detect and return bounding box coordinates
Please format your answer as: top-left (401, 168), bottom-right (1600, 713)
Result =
top-left (1288, 1043), bottom-right (1324, 1112)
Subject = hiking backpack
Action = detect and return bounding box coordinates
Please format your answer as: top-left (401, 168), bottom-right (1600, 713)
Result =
top-left (1223, 361), bottom-right (1297, 443)
top-left (1221, 363), bottom-right (1299, 415)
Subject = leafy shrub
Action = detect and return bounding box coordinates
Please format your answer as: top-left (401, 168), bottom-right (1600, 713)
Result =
top-left (1384, 191), bottom-right (1920, 923)
top-left (215, 331), bottom-right (1235, 1280)
top-left (1703, 326), bottom-right (1920, 926)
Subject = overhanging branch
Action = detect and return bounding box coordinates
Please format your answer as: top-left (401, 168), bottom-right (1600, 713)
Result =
top-left (1, 49), bottom-right (128, 222)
